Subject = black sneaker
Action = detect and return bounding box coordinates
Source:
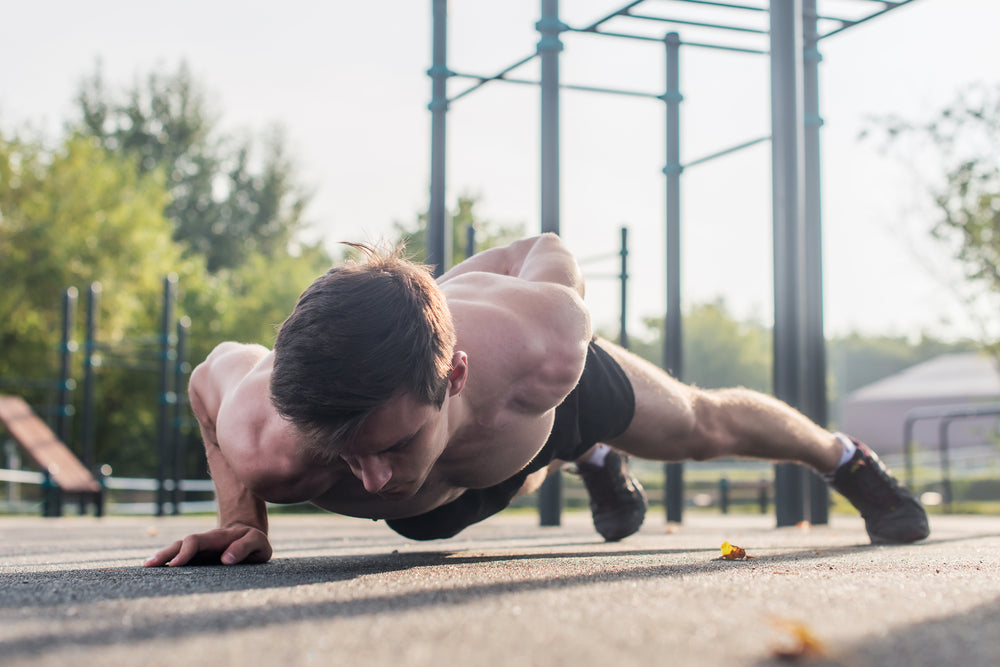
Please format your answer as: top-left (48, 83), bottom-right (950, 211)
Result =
top-left (830, 439), bottom-right (929, 544)
top-left (576, 449), bottom-right (648, 542)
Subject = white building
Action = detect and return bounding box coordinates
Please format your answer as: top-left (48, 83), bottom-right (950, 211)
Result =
top-left (838, 353), bottom-right (1000, 455)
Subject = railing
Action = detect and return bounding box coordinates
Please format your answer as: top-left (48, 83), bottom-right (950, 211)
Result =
top-left (0, 468), bottom-right (217, 516)
top-left (903, 402), bottom-right (1000, 510)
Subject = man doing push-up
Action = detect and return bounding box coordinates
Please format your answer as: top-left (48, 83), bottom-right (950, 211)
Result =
top-left (146, 234), bottom-right (928, 567)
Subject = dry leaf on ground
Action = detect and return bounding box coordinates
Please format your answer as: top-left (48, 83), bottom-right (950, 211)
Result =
top-left (720, 541), bottom-right (756, 560)
top-left (769, 617), bottom-right (828, 660)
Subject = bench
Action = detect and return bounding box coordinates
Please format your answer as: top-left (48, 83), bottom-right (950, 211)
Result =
top-left (0, 394), bottom-right (104, 516)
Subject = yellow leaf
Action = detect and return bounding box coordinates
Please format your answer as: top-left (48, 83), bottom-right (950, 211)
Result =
top-left (769, 617), bottom-right (828, 659)
top-left (720, 541), bottom-right (747, 560)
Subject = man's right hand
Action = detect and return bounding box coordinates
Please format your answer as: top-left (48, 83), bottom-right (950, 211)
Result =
top-left (144, 523), bottom-right (272, 567)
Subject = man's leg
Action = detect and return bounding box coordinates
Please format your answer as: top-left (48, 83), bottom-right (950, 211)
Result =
top-left (514, 450), bottom-right (647, 542)
top-left (594, 339), bottom-right (928, 544)
top-left (574, 444), bottom-right (648, 542)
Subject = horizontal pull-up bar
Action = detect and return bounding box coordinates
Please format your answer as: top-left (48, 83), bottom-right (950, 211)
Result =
top-left (450, 71), bottom-right (661, 102)
top-left (447, 52), bottom-right (538, 104)
top-left (818, 0), bottom-right (917, 40)
top-left (569, 26), bottom-right (769, 54)
top-left (622, 12), bottom-right (769, 35)
top-left (648, 0), bottom-right (766, 13)
top-left (579, 0), bottom-right (647, 32)
top-left (684, 134), bottom-right (771, 169)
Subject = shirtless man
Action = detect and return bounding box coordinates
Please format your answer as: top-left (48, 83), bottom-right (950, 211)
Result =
top-left (146, 234), bottom-right (928, 567)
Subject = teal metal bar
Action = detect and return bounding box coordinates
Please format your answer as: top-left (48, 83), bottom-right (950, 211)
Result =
top-left (652, 0), bottom-right (767, 13)
top-left (579, 0), bottom-right (647, 32)
top-left (818, 0), bottom-right (918, 40)
top-left (802, 0), bottom-right (829, 525)
top-left (56, 287), bottom-right (77, 450)
top-left (625, 13), bottom-right (769, 34)
top-left (684, 135), bottom-right (770, 170)
top-left (537, 0), bottom-right (565, 527)
top-left (428, 0), bottom-right (450, 276)
top-left (769, 0), bottom-right (808, 528)
top-left (662, 31), bottom-right (684, 525)
top-left (155, 274), bottom-right (177, 517)
top-left (171, 316), bottom-right (190, 516)
top-left (450, 72), bottom-right (662, 100)
top-left (619, 226), bottom-right (630, 350)
top-left (80, 283), bottom-right (100, 478)
top-left (448, 53), bottom-right (537, 103)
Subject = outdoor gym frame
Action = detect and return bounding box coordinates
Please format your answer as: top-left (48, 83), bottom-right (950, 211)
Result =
top-left (426, 0), bottom-right (917, 528)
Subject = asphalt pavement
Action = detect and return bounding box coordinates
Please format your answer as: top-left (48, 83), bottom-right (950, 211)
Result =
top-left (2, 510), bottom-right (1000, 666)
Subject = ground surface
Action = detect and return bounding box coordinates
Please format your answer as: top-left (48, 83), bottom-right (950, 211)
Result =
top-left (2, 511), bottom-right (999, 666)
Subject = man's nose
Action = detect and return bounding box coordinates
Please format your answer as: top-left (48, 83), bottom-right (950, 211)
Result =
top-left (348, 455), bottom-right (392, 494)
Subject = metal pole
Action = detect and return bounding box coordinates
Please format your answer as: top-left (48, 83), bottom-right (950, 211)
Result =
top-left (537, 0), bottom-right (565, 526)
top-left (172, 316), bottom-right (190, 516)
top-left (619, 225), bottom-right (629, 349)
top-left (465, 224), bottom-right (476, 260)
top-left (903, 418), bottom-right (916, 489)
top-left (538, 0), bottom-right (563, 235)
top-left (662, 31), bottom-right (685, 525)
top-left (770, 0), bottom-right (807, 528)
top-left (662, 31), bottom-right (683, 386)
top-left (80, 283), bottom-right (100, 476)
top-left (802, 0), bottom-right (828, 525)
top-left (428, 0), bottom-right (450, 277)
top-left (155, 274), bottom-right (177, 517)
top-left (56, 287), bottom-right (77, 449)
top-left (939, 417), bottom-right (953, 512)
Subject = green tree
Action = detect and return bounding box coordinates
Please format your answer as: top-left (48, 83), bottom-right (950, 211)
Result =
top-left (211, 244), bottom-right (336, 349)
top-left (390, 194), bottom-right (524, 270)
top-left (623, 300), bottom-right (772, 392)
top-left (75, 62), bottom-right (311, 272)
top-left (622, 303), bottom-right (975, 428)
top-left (0, 130), bottom-right (211, 473)
top-left (866, 84), bottom-right (1000, 358)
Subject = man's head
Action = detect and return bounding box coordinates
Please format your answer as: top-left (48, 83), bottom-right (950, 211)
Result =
top-left (270, 244), bottom-right (457, 461)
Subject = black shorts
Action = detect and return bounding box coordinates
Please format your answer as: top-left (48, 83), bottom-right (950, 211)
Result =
top-left (386, 340), bottom-right (636, 540)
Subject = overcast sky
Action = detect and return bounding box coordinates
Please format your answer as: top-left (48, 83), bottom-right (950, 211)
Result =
top-left (2, 0), bottom-right (997, 343)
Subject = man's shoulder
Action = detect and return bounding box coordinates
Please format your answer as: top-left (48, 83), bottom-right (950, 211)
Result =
top-left (445, 272), bottom-right (588, 337)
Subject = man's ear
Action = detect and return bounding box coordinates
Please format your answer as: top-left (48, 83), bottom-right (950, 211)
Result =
top-left (448, 351), bottom-right (468, 396)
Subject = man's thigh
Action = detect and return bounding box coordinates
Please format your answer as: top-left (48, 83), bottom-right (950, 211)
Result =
top-left (594, 337), bottom-right (700, 461)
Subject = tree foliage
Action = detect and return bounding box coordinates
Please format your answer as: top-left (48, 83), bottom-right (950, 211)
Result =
top-left (623, 301), bottom-right (772, 393)
top-left (866, 84), bottom-right (1000, 356)
top-left (75, 62), bottom-right (311, 271)
top-left (615, 301), bottom-right (976, 430)
top-left (0, 130), bottom-right (213, 473)
top-left (1, 60), bottom-right (335, 476)
top-left (389, 194), bottom-right (524, 270)
top-left (1, 132), bottom-right (198, 374)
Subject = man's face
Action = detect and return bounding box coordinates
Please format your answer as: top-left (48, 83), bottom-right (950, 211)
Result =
top-left (338, 392), bottom-right (447, 500)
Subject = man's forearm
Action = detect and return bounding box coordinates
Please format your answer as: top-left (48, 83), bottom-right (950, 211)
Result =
top-left (206, 440), bottom-right (269, 534)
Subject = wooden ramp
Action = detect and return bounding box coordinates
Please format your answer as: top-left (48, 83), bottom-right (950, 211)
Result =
top-left (0, 394), bottom-right (102, 515)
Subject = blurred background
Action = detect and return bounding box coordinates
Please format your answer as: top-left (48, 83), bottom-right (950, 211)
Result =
top-left (1, 0), bottom-right (998, 515)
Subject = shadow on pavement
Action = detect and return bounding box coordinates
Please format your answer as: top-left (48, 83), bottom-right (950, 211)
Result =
top-left (753, 593), bottom-right (1000, 667)
top-left (1, 542), bottom-right (888, 661)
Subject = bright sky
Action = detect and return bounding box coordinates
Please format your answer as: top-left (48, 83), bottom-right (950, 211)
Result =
top-left (2, 0), bottom-right (997, 343)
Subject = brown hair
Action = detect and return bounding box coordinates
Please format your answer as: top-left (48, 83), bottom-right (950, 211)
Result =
top-left (270, 244), bottom-right (455, 458)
